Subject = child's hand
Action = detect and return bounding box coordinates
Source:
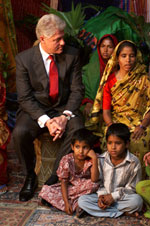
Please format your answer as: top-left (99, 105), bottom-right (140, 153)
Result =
top-left (65, 202), bottom-right (73, 215)
top-left (87, 149), bottom-right (97, 159)
top-left (98, 195), bottom-right (107, 210)
top-left (143, 152), bottom-right (150, 166)
top-left (102, 194), bottom-right (114, 207)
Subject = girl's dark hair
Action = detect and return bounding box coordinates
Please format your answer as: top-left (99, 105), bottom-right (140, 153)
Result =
top-left (106, 123), bottom-right (130, 144)
top-left (116, 41), bottom-right (137, 57)
top-left (71, 128), bottom-right (98, 149)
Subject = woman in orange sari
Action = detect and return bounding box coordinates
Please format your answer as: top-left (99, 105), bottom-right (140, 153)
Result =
top-left (0, 73), bottom-right (10, 194)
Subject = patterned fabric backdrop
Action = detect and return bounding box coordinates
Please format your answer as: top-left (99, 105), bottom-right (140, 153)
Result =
top-left (0, 0), bottom-right (17, 92)
top-left (11, 0), bottom-right (52, 52)
top-left (119, 0), bottom-right (150, 22)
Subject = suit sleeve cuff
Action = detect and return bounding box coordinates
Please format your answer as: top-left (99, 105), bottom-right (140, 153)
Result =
top-left (38, 115), bottom-right (50, 128)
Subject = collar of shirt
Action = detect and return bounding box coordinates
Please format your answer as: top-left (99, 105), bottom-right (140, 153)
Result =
top-left (100, 150), bottom-right (132, 167)
top-left (39, 43), bottom-right (55, 75)
top-left (39, 43), bottom-right (49, 61)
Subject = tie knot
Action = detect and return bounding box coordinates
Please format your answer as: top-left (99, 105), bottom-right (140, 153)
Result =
top-left (49, 55), bottom-right (54, 61)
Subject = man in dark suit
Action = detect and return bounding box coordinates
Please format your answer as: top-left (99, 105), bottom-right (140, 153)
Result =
top-left (13, 14), bottom-right (84, 202)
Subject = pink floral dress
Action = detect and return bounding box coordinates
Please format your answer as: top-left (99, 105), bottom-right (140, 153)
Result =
top-left (39, 153), bottom-right (100, 212)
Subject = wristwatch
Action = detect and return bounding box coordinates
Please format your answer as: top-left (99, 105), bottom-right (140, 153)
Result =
top-left (62, 113), bottom-right (71, 120)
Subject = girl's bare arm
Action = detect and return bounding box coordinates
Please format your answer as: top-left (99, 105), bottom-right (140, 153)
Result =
top-left (87, 150), bottom-right (99, 182)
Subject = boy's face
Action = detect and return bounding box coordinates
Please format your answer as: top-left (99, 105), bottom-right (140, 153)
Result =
top-left (71, 140), bottom-right (90, 160)
top-left (107, 135), bottom-right (128, 160)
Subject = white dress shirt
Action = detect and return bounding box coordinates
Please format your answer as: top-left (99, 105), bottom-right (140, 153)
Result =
top-left (37, 44), bottom-right (73, 128)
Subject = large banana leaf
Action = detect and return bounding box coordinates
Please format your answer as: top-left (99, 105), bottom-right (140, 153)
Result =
top-left (115, 12), bottom-right (150, 49)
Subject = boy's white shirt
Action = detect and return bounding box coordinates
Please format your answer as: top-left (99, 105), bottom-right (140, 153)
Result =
top-left (97, 150), bottom-right (142, 201)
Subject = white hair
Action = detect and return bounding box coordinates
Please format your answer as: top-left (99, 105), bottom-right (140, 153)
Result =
top-left (36, 14), bottom-right (66, 40)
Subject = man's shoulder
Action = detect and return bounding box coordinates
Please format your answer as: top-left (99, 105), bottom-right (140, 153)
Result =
top-left (16, 45), bottom-right (38, 59)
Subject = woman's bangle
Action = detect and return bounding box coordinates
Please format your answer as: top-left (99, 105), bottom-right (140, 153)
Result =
top-left (139, 125), bottom-right (146, 130)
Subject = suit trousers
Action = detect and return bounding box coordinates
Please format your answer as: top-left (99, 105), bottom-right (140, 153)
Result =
top-left (13, 111), bottom-right (84, 175)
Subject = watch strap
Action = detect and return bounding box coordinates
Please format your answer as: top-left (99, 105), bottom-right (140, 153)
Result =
top-left (62, 113), bottom-right (71, 120)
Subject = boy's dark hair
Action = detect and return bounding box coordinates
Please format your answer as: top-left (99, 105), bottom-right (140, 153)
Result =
top-left (71, 128), bottom-right (98, 149)
top-left (106, 123), bottom-right (130, 144)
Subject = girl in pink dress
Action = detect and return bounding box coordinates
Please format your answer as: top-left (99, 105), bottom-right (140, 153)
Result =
top-left (39, 128), bottom-right (100, 215)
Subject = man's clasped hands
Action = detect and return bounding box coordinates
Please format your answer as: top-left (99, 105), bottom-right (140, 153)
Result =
top-left (45, 115), bottom-right (68, 141)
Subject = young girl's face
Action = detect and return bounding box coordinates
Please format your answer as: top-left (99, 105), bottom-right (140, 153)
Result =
top-left (107, 135), bottom-right (128, 159)
top-left (71, 140), bottom-right (90, 160)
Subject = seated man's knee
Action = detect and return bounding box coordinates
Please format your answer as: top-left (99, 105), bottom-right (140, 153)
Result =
top-left (13, 124), bottom-right (31, 141)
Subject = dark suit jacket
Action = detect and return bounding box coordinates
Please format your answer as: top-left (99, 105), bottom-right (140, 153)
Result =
top-left (15, 44), bottom-right (84, 120)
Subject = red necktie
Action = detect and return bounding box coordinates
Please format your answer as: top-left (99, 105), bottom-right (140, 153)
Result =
top-left (49, 55), bottom-right (59, 103)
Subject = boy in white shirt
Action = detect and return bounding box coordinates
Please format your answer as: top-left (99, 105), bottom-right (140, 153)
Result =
top-left (78, 123), bottom-right (143, 218)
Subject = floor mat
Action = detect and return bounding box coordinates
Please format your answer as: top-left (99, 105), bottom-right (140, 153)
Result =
top-left (0, 202), bottom-right (37, 226)
top-left (1, 146), bottom-right (150, 226)
top-left (24, 206), bottom-right (150, 226)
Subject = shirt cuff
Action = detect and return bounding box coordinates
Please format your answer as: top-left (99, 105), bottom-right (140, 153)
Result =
top-left (63, 110), bottom-right (75, 118)
top-left (97, 189), bottom-right (108, 197)
top-left (38, 115), bottom-right (50, 128)
top-left (111, 191), bottom-right (121, 201)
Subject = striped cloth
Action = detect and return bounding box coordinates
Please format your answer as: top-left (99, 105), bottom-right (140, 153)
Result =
top-left (119, 0), bottom-right (149, 22)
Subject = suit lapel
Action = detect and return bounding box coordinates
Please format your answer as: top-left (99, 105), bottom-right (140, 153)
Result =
top-left (56, 52), bottom-right (66, 81)
top-left (32, 45), bottom-right (49, 91)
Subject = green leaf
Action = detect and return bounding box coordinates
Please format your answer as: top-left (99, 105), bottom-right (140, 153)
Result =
top-left (41, 2), bottom-right (99, 48)
top-left (2, 71), bottom-right (8, 79)
top-left (17, 14), bottom-right (38, 26)
top-left (146, 166), bottom-right (150, 177)
top-left (83, 4), bottom-right (102, 12)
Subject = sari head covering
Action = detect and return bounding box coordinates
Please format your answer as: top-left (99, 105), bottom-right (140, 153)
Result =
top-left (97, 34), bottom-right (118, 76)
top-left (89, 40), bottom-right (148, 129)
top-left (81, 34), bottom-right (118, 106)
